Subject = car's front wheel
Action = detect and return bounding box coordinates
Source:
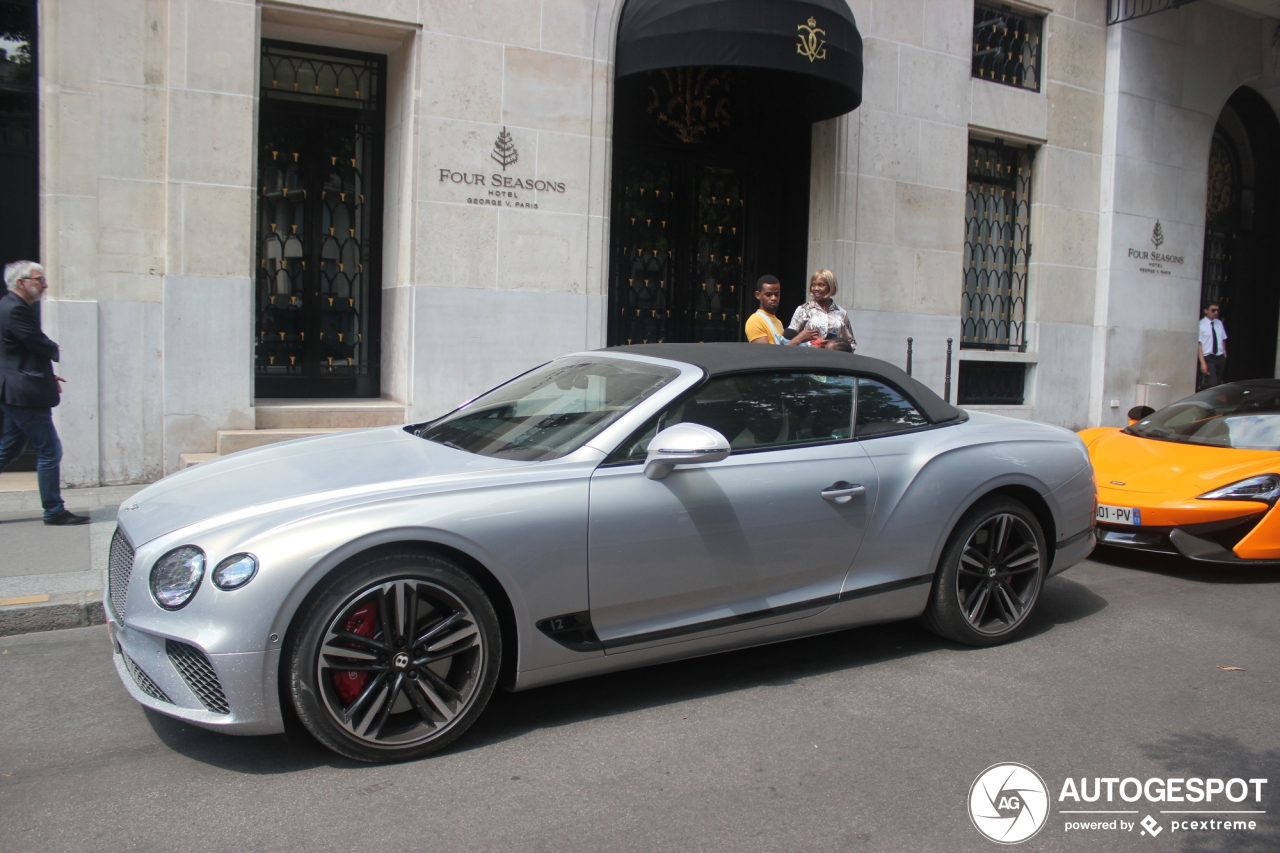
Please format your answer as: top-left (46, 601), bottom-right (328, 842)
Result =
top-left (287, 552), bottom-right (501, 762)
top-left (923, 496), bottom-right (1047, 646)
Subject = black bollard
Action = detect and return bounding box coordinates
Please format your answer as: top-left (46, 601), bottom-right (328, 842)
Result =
top-left (944, 338), bottom-right (953, 403)
top-left (906, 337), bottom-right (913, 376)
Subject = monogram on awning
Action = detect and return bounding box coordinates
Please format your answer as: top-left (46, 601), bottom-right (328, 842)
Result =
top-left (615, 0), bottom-right (863, 122)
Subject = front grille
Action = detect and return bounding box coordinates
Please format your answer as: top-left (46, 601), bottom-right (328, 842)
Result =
top-left (166, 640), bottom-right (230, 714)
top-left (108, 528), bottom-right (135, 619)
top-left (123, 654), bottom-right (172, 703)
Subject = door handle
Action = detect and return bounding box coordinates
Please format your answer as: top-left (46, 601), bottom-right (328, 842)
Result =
top-left (821, 482), bottom-right (866, 503)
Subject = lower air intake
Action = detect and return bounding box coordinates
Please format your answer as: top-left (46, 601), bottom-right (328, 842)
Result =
top-left (166, 640), bottom-right (231, 714)
top-left (123, 654), bottom-right (172, 704)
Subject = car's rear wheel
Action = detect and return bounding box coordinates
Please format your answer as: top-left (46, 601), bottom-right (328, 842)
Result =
top-left (923, 497), bottom-right (1047, 647)
top-left (287, 552), bottom-right (501, 762)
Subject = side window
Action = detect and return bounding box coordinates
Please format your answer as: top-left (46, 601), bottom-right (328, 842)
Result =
top-left (607, 372), bottom-right (854, 464)
top-left (855, 378), bottom-right (930, 437)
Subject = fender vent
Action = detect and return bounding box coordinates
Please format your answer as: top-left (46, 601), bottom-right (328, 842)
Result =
top-left (536, 611), bottom-right (602, 652)
top-left (166, 640), bottom-right (230, 714)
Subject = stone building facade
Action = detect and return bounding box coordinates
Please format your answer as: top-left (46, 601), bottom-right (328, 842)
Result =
top-left (15, 0), bottom-right (1280, 485)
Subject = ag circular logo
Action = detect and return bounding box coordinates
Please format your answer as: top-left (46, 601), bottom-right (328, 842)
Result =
top-left (968, 763), bottom-right (1050, 844)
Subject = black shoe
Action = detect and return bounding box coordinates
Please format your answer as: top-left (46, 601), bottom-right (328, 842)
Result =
top-left (44, 511), bottom-right (90, 526)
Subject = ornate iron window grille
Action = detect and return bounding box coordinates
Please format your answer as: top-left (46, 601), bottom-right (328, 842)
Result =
top-left (260, 43), bottom-right (377, 107)
top-left (972, 3), bottom-right (1042, 92)
top-left (0, 0), bottom-right (38, 242)
top-left (254, 41), bottom-right (385, 397)
top-left (0, 2), bottom-right (39, 470)
top-left (957, 361), bottom-right (1026, 406)
top-left (1106, 0), bottom-right (1199, 26)
top-left (1200, 131), bottom-right (1239, 311)
top-left (963, 140), bottom-right (1033, 352)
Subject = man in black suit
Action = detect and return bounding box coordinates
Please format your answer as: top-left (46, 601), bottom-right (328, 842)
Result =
top-left (0, 261), bottom-right (88, 525)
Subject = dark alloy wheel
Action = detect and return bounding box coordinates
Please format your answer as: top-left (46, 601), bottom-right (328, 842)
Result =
top-left (923, 496), bottom-right (1047, 647)
top-left (287, 552), bottom-right (501, 762)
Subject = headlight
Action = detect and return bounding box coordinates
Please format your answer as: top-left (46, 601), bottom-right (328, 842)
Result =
top-left (212, 553), bottom-right (258, 590)
top-left (1198, 475), bottom-right (1280, 504)
top-left (150, 546), bottom-right (205, 610)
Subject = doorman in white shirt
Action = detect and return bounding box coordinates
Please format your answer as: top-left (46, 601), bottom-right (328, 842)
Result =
top-left (1198, 302), bottom-right (1228, 389)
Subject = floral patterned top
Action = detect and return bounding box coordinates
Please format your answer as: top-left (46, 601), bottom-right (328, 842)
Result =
top-left (788, 301), bottom-right (856, 350)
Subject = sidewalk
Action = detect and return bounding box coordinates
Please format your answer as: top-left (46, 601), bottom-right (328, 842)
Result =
top-left (0, 472), bottom-right (148, 636)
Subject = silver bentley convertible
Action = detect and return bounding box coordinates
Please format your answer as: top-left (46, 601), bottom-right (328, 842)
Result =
top-left (105, 344), bottom-right (1095, 762)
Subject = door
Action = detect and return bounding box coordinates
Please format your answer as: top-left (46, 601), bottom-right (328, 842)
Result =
top-left (606, 67), bottom-right (813, 346)
top-left (587, 371), bottom-right (879, 649)
top-left (610, 157), bottom-right (748, 345)
top-left (254, 41), bottom-right (385, 398)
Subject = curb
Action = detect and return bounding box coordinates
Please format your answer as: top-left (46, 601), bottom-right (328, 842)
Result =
top-left (0, 591), bottom-right (106, 637)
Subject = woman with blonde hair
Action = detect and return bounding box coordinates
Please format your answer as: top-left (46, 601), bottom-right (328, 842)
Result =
top-left (788, 268), bottom-right (855, 351)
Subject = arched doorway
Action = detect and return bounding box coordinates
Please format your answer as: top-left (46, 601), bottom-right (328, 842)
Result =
top-left (606, 1), bottom-right (862, 346)
top-left (1200, 88), bottom-right (1280, 382)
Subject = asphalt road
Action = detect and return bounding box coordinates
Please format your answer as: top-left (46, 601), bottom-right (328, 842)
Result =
top-left (1, 551), bottom-right (1277, 853)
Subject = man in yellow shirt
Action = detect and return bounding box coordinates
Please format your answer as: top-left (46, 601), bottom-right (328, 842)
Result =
top-left (745, 276), bottom-right (818, 345)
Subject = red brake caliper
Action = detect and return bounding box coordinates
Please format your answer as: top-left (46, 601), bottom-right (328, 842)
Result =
top-left (333, 601), bottom-right (379, 705)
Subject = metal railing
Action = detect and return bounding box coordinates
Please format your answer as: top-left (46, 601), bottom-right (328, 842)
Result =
top-left (1107, 0), bottom-right (1199, 25)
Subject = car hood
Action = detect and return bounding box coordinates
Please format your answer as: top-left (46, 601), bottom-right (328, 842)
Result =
top-left (1080, 427), bottom-right (1280, 495)
top-left (119, 427), bottom-right (523, 546)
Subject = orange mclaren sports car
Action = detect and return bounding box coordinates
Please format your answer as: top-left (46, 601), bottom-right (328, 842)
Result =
top-left (1080, 379), bottom-right (1280, 564)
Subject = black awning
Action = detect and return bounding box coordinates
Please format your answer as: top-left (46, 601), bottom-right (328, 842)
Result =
top-left (616, 0), bottom-right (862, 122)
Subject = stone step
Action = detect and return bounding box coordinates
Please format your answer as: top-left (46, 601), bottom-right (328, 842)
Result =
top-left (254, 398), bottom-right (406, 430)
top-left (178, 453), bottom-right (218, 469)
top-left (216, 428), bottom-right (347, 456)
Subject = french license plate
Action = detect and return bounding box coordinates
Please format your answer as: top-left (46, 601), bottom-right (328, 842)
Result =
top-left (1096, 504), bottom-right (1141, 526)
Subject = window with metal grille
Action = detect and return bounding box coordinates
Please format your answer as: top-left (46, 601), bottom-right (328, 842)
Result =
top-left (972, 3), bottom-right (1042, 92)
top-left (957, 361), bottom-right (1026, 405)
top-left (963, 139), bottom-right (1033, 352)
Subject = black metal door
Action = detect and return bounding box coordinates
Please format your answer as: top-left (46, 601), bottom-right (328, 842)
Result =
top-left (1200, 90), bottom-right (1280, 383)
top-left (610, 157), bottom-right (747, 345)
top-left (607, 67), bottom-right (812, 346)
top-left (255, 41), bottom-right (385, 398)
top-left (0, 0), bottom-right (39, 470)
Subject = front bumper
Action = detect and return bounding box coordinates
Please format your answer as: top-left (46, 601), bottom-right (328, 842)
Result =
top-left (1096, 508), bottom-right (1280, 565)
top-left (106, 610), bottom-right (285, 735)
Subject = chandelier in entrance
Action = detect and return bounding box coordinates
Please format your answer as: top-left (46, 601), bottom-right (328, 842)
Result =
top-left (646, 67), bottom-right (731, 145)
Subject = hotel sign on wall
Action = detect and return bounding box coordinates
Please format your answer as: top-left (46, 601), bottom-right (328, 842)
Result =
top-left (1128, 221), bottom-right (1185, 276)
top-left (437, 127), bottom-right (568, 210)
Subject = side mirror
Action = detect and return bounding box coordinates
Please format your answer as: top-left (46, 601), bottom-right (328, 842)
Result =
top-left (1127, 405), bottom-right (1155, 423)
top-left (643, 423), bottom-right (731, 480)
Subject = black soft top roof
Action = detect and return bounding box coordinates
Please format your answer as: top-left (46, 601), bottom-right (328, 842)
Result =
top-left (605, 343), bottom-right (963, 424)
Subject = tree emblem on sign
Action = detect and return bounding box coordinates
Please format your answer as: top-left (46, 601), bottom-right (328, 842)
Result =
top-left (491, 127), bottom-right (518, 170)
top-left (797, 17), bottom-right (827, 63)
top-left (1152, 220), bottom-right (1164, 249)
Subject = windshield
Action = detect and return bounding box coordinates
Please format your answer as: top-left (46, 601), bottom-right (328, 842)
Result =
top-left (411, 358), bottom-right (680, 461)
top-left (1126, 384), bottom-right (1280, 450)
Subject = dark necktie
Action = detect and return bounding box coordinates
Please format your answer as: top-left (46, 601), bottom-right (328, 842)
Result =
top-left (1211, 321), bottom-right (1219, 356)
